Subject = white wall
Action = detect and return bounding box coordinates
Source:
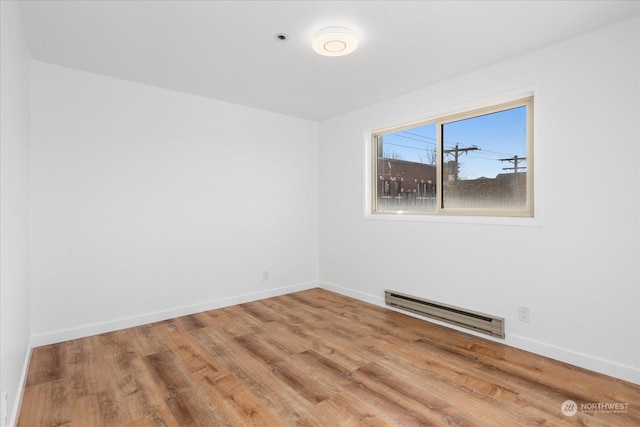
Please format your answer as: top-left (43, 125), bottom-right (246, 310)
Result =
top-left (319, 18), bottom-right (640, 383)
top-left (0, 1), bottom-right (32, 425)
top-left (30, 62), bottom-right (319, 344)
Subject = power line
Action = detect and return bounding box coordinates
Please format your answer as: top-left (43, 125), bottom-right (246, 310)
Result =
top-left (499, 155), bottom-right (527, 173)
top-left (395, 131), bottom-right (474, 151)
top-left (400, 130), bottom-right (436, 141)
top-left (443, 144), bottom-right (479, 181)
top-left (385, 142), bottom-right (432, 151)
top-left (465, 152), bottom-right (526, 161)
top-left (393, 132), bottom-right (516, 159)
top-left (386, 132), bottom-right (525, 170)
top-left (394, 133), bottom-right (435, 146)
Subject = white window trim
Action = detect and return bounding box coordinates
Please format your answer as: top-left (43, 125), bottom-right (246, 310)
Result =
top-left (363, 89), bottom-right (541, 227)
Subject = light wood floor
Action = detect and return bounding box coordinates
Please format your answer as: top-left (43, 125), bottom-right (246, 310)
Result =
top-left (18, 288), bottom-right (640, 426)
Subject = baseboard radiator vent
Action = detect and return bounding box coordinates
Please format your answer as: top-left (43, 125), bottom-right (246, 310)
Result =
top-left (385, 290), bottom-right (505, 339)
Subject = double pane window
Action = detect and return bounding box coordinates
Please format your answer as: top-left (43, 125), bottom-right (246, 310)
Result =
top-left (372, 97), bottom-right (533, 217)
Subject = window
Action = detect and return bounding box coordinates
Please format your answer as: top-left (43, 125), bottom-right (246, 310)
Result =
top-left (372, 97), bottom-right (533, 217)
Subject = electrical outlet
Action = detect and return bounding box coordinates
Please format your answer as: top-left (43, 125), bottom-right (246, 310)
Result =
top-left (262, 270), bottom-right (269, 281)
top-left (518, 306), bottom-right (530, 323)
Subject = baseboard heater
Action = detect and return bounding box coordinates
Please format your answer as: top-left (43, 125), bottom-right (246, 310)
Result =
top-left (385, 290), bottom-right (505, 339)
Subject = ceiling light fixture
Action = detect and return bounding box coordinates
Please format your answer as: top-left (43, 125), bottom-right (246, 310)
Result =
top-left (312, 27), bottom-right (358, 57)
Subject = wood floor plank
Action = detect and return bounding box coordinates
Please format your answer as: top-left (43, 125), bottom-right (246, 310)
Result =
top-left (129, 322), bottom-right (169, 357)
top-left (343, 364), bottom-right (451, 426)
top-left (18, 288), bottom-right (640, 426)
top-left (70, 390), bottom-right (123, 427)
top-left (64, 339), bottom-right (91, 399)
top-left (310, 390), bottom-right (398, 427)
top-left (18, 379), bottom-right (71, 427)
top-left (361, 327), bottom-right (618, 426)
top-left (144, 349), bottom-right (231, 427)
top-left (25, 343), bottom-right (64, 387)
top-left (105, 329), bottom-right (169, 424)
top-left (407, 335), bottom-right (637, 426)
top-left (192, 366), bottom-right (283, 426)
top-left (153, 319), bottom-right (229, 378)
top-left (121, 404), bottom-right (179, 427)
top-left (201, 309), bottom-right (254, 338)
top-left (196, 325), bottom-right (323, 426)
top-left (234, 333), bottom-right (333, 405)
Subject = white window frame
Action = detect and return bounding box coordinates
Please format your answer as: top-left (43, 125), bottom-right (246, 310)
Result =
top-left (365, 95), bottom-right (536, 222)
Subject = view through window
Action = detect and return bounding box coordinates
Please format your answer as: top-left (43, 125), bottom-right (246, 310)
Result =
top-left (373, 98), bottom-right (532, 216)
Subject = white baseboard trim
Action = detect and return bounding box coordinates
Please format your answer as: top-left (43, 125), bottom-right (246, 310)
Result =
top-left (505, 334), bottom-right (640, 385)
top-left (31, 281), bottom-right (318, 348)
top-left (320, 281), bottom-right (386, 306)
top-left (319, 281), bottom-right (640, 385)
top-left (8, 344), bottom-right (32, 427)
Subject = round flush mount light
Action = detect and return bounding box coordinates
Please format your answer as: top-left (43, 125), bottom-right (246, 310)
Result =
top-left (312, 27), bottom-right (358, 57)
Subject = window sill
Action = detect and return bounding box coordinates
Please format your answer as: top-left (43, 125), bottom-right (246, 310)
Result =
top-left (363, 212), bottom-right (541, 227)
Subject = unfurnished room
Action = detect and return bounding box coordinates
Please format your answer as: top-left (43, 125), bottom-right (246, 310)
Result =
top-left (1, 1), bottom-right (640, 426)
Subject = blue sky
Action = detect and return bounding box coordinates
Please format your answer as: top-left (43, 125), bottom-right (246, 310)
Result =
top-left (381, 106), bottom-right (527, 179)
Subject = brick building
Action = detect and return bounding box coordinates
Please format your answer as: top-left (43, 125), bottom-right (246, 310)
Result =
top-left (376, 158), bottom-right (437, 211)
top-left (377, 157), bottom-right (527, 211)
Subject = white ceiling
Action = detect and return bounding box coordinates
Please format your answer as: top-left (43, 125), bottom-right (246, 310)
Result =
top-left (19, 1), bottom-right (640, 121)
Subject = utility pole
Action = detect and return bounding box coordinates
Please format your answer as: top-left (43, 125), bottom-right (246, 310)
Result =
top-left (443, 144), bottom-right (479, 181)
top-left (499, 155), bottom-right (527, 173)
